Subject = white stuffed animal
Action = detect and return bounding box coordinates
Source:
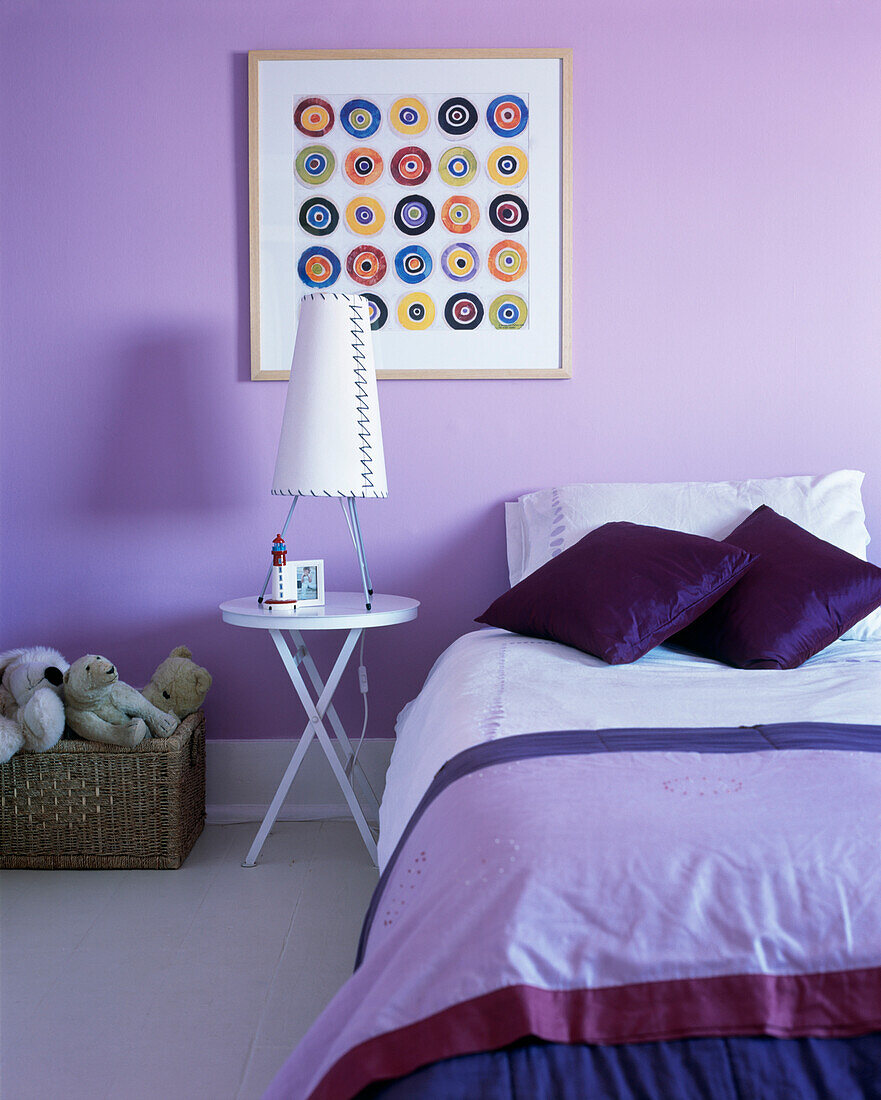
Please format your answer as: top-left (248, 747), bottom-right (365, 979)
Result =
top-left (0, 646), bottom-right (69, 764)
top-left (64, 655), bottom-right (179, 748)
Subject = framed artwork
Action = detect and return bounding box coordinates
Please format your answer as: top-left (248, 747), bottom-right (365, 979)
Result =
top-left (248, 49), bottom-right (572, 380)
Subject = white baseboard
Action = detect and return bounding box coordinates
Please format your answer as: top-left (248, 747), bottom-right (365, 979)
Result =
top-left (205, 738), bottom-right (394, 826)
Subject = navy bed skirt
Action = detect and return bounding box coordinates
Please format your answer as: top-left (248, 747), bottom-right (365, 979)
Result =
top-left (359, 1034), bottom-right (881, 1099)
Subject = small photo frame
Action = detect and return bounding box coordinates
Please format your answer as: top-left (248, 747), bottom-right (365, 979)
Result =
top-left (293, 559), bottom-right (325, 606)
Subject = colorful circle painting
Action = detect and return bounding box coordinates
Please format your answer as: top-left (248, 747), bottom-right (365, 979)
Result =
top-left (298, 196), bottom-right (339, 237)
top-left (295, 145), bottom-right (336, 187)
top-left (438, 146), bottom-right (478, 187)
top-left (390, 146), bottom-right (432, 185)
top-left (345, 196), bottom-right (385, 236)
top-left (437, 96), bottom-right (478, 137)
top-left (294, 97), bottom-right (335, 137)
top-left (489, 294), bottom-right (528, 329)
top-left (488, 239), bottom-right (527, 281)
top-left (346, 245), bottom-right (387, 286)
top-left (340, 98), bottom-right (381, 138)
top-left (344, 147), bottom-right (383, 186)
top-left (390, 97), bottom-right (429, 136)
top-left (488, 193), bottom-right (529, 233)
top-left (441, 242), bottom-right (479, 282)
top-left (441, 195), bottom-right (480, 234)
top-left (444, 293), bottom-right (484, 330)
top-left (486, 95), bottom-right (529, 137)
top-left (297, 246), bottom-right (341, 289)
top-left (393, 194), bottom-right (435, 236)
top-left (487, 145), bottom-right (528, 186)
top-left (394, 244), bottom-right (433, 284)
top-left (397, 292), bottom-right (436, 330)
top-left (362, 293), bottom-right (388, 331)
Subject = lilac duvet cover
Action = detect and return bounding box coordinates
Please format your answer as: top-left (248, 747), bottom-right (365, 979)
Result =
top-left (265, 725), bottom-right (881, 1099)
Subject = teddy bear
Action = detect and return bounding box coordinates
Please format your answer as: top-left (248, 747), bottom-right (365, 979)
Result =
top-left (0, 646), bottom-right (69, 764)
top-left (63, 655), bottom-right (179, 748)
top-left (141, 646), bottom-right (212, 719)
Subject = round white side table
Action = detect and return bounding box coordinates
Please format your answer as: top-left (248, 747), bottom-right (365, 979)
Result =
top-left (220, 593), bottom-right (419, 867)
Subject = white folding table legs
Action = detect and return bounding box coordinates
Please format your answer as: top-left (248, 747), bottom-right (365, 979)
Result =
top-left (242, 627), bottom-right (379, 868)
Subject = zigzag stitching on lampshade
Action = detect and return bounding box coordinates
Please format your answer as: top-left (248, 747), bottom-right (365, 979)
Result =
top-left (271, 488), bottom-right (386, 497)
top-left (349, 300), bottom-right (375, 492)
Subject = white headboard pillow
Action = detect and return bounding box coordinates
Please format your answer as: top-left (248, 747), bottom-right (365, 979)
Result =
top-left (504, 502), bottom-right (526, 591)
top-left (504, 471), bottom-right (880, 641)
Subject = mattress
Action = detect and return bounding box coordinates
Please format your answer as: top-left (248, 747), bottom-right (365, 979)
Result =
top-left (379, 628), bottom-right (881, 868)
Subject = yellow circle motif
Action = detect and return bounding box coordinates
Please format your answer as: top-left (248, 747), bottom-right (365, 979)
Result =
top-left (390, 97), bottom-right (430, 136)
top-left (487, 145), bottom-right (528, 186)
top-left (345, 196), bottom-right (386, 236)
top-left (397, 292), bottom-right (436, 330)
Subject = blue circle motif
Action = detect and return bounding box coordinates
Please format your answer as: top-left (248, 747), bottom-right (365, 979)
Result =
top-left (486, 95), bottom-right (529, 137)
top-left (297, 246), bottom-right (341, 289)
top-left (340, 98), bottom-right (381, 138)
top-left (394, 245), bottom-right (433, 284)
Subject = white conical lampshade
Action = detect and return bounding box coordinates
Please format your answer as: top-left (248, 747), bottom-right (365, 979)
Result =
top-left (272, 293), bottom-right (387, 498)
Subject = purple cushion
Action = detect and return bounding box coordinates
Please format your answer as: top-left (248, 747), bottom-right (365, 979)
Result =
top-left (674, 505), bottom-right (881, 669)
top-left (475, 521), bottom-right (756, 665)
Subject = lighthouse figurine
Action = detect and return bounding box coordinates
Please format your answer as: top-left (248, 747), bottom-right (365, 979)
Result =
top-left (263, 534), bottom-right (297, 611)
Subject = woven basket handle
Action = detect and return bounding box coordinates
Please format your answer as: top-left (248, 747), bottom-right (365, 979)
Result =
top-left (188, 718), bottom-right (205, 767)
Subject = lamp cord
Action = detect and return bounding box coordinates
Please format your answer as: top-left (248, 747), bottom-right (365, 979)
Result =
top-left (346, 633), bottom-right (375, 807)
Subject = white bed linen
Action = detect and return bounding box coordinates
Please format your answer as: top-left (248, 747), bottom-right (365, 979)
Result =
top-left (378, 628), bottom-right (881, 868)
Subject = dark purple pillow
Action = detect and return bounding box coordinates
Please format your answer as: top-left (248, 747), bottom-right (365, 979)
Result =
top-left (475, 521), bottom-right (756, 664)
top-left (674, 505), bottom-right (881, 669)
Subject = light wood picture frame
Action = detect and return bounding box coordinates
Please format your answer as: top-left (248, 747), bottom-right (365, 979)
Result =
top-left (248, 49), bottom-right (572, 380)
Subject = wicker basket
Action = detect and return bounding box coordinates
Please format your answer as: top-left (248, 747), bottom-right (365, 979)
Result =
top-left (0, 710), bottom-right (205, 870)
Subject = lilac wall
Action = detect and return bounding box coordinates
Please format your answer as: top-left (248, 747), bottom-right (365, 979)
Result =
top-left (3, 0), bottom-right (881, 742)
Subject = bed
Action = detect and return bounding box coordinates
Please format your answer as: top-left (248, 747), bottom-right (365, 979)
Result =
top-left (265, 473), bottom-right (881, 1099)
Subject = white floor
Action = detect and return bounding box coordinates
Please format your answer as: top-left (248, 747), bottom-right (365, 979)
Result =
top-left (0, 820), bottom-right (379, 1100)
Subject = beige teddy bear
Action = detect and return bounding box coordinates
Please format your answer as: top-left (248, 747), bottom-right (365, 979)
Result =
top-left (142, 646), bottom-right (212, 719)
top-left (64, 655), bottom-right (179, 748)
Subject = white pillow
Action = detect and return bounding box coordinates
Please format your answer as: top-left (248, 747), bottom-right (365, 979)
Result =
top-left (504, 502), bottom-right (525, 589)
top-left (506, 471), bottom-right (880, 641)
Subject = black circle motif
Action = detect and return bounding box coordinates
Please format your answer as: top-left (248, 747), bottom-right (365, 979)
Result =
top-left (437, 97), bottom-right (478, 137)
top-left (488, 193), bottom-right (529, 234)
top-left (298, 197), bottom-right (340, 237)
top-left (444, 293), bottom-right (484, 331)
top-left (362, 293), bottom-right (388, 331)
top-left (394, 194), bottom-right (436, 236)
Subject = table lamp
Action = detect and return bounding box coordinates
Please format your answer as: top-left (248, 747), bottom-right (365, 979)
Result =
top-left (260, 292), bottom-right (387, 610)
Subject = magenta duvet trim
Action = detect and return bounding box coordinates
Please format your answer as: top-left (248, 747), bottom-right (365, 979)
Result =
top-left (305, 968), bottom-right (881, 1100)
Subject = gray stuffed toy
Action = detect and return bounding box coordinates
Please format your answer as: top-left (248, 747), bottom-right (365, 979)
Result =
top-left (64, 655), bottom-right (179, 747)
